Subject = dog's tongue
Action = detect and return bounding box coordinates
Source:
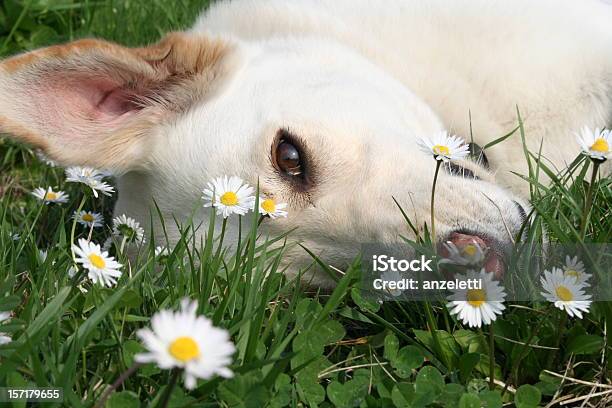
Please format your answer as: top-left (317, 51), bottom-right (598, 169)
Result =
top-left (445, 232), bottom-right (505, 279)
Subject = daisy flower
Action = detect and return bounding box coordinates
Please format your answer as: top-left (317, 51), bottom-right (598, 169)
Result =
top-left (440, 240), bottom-right (487, 266)
top-left (0, 311), bottom-right (11, 345)
top-left (65, 166), bottom-right (115, 197)
top-left (380, 269), bottom-right (404, 298)
top-left (155, 246), bottom-right (169, 257)
top-left (135, 298), bottom-right (235, 389)
top-left (35, 150), bottom-right (57, 167)
top-left (38, 249), bottom-right (48, 263)
top-left (73, 210), bottom-right (104, 228)
top-left (72, 238), bottom-right (123, 287)
top-left (447, 269), bottom-right (506, 328)
top-left (31, 187), bottom-right (69, 204)
top-left (258, 197), bottom-right (288, 219)
top-left (541, 267), bottom-right (591, 319)
top-left (562, 255), bottom-right (591, 286)
top-left (112, 215), bottom-right (146, 245)
top-left (202, 176), bottom-right (255, 218)
top-left (417, 131), bottom-right (470, 162)
top-left (155, 246), bottom-right (170, 263)
top-left (576, 127), bottom-right (611, 161)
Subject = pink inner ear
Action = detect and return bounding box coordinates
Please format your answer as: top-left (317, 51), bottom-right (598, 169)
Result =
top-left (32, 75), bottom-right (144, 141)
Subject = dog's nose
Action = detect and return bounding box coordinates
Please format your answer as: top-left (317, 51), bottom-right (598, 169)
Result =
top-left (513, 200), bottom-right (527, 222)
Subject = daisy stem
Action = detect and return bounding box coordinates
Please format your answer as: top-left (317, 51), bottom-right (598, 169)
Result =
top-left (502, 312), bottom-right (547, 396)
top-left (488, 322), bottom-right (495, 390)
top-left (579, 160), bottom-right (601, 239)
top-left (430, 161), bottom-right (442, 245)
top-left (94, 362), bottom-right (143, 408)
top-left (119, 236), bottom-right (128, 256)
top-left (545, 311), bottom-right (567, 370)
top-left (157, 368), bottom-right (180, 408)
top-left (214, 218), bottom-right (228, 260)
top-left (69, 196), bottom-right (87, 286)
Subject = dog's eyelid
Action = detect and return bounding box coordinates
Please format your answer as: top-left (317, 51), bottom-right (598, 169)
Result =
top-left (271, 128), bottom-right (314, 191)
top-left (444, 162), bottom-right (480, 180)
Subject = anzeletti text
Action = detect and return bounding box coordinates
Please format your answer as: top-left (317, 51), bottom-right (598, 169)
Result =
top-left (372, 278), bottom-right (482, 291)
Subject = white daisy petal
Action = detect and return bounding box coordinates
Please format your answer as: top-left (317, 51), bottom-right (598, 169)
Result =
top-left (440, 240), bottom-right (487, 266)
top-left (417, 131), bottom-right (470, 162)
top-left (72, 238), bottom-right (123, 287)
top-left (65, 166), bottom-right (115, 197)
top-left (258, 197), bottom-right (288, 219)
top-left (0, 311), bottom-right (12, 345)
top-left (541, 267), bottom-right (592, 319)
top-left (112, 215), bottom-right (146, 245)
top-left (576, 126), bottom-right (611, 161)
top-left (31, 187), bottom-right (69, 204)
top-left (446, 268), bottom-right (507, 328)
top-left (562, 255), bottom-right (591, 286)
top-left (73, 211), bottom-right (104, 228)
top-left (135, 298), bottom-right (235, 389)
top-left (202, 176), bottom-right (256, 218)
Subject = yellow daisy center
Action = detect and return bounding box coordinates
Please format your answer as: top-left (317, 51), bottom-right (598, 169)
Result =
top-left (45, 192), bottom-right (58, 200)
top-left (261, 199), bottom-right (276, 213)
top-left (565, 269), bottom-right (579, 278)
top-left (168, 336), bottom-right (200, 362)
top-left (220, 191), bottom-right (238, 206)
top-left (590, 138), bottom-right (609, 153)
top-left (555, 285), bottom-right (574, 302)
top-left (82, 213), bottom-right (94, 223)
top-left (467, 289), bottom-right (486, 307)
top-left (88, 254), bottom-right (106, 269)
top-left (433, 145), bottom-right (450, 156)
top-left (462, 244), bottom-right (477, 257)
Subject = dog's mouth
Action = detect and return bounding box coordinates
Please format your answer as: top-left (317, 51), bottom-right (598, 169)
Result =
top-left (438, 230), bottom-right (510, 279)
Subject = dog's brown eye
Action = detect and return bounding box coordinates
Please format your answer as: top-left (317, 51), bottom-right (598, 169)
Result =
top-left (275, 140), bottom-right (302, 176)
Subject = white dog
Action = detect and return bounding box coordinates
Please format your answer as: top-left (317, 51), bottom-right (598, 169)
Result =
top-left (0, 0), bottom-right (610, 285)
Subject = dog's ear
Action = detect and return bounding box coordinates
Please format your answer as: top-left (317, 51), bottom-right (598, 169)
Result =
top-left (0, 33), bottom-right (231, 171)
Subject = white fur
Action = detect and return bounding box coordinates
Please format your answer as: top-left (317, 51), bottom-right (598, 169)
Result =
top-left (106, 0), bottom-right (612, 285)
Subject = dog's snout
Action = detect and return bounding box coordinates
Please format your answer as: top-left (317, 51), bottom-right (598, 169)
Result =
top-left (513, 200), bottom-right (527, 221)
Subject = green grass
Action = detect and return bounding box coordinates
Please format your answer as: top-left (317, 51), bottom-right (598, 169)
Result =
top-left (1, 1), bottom-right (612, 407)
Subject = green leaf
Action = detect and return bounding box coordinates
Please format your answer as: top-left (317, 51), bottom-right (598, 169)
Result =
top-left (0, 295), bottom-right (20, 311)
top-left (384, 333), bottom-right (399, 361)
top-left (217, 372), bottom-right (271, 408)
top-left (415, 366), bottom-right (444, 395)
top-left (391, 383), bottom-right (415, 408)
top-left (514, 384), bottom-right (541, 408)
top-left (414, 329), bottom-right (460, 367)
top-left (458, 393), bottom-right (481, 408)
top-left (566, 334), bottom-right (604, 355)
top-left (6, 371), bottom-right (27, 408)
top-left (536, 371), bottom-right (562, 396)
top-left (391, 345), bottom-right (426, 377)
top-left (351, 287), bottom-right (380, 313)
top-left (326, 372), bottom-right (369, 408)
top-left (482, 125), bottom-right (519, 150)
top-left (439, 383), bottom-right (464, 407)
top-left (105, 391), bottom-right (139, 408)
top-left (296, 380), bottom-right (325, 406)
top-left (459, 353), bottom-right (480, 383)
top-left (479, 390), bottom-right (503, 408)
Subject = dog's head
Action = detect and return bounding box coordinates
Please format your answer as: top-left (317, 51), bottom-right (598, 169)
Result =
top-left (0, 34), bottom-right (528, 285)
